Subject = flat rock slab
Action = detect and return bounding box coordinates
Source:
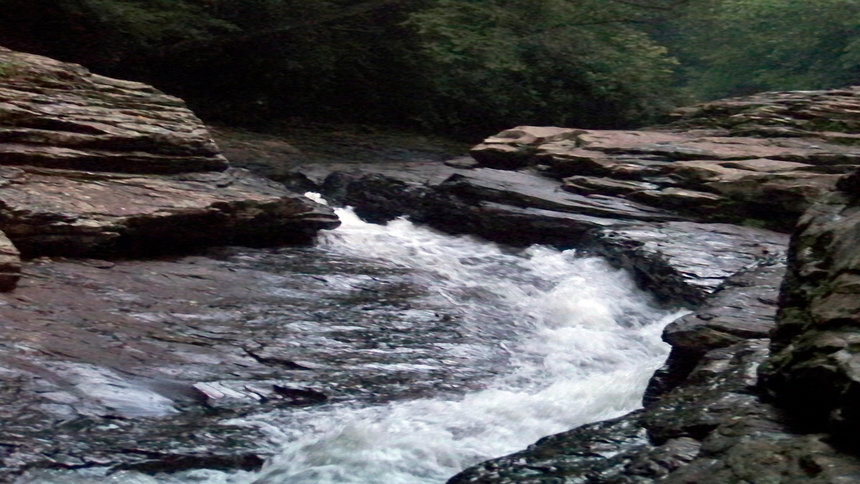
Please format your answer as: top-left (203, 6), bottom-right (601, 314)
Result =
top-left (0, 165), bottom-right (339, 257)
top-left (0, 253), bottom-right (321, 477)
top-left (0, 47), bottom-right (227, 174)
top-left (590, 221), bottom-right (788, 306)
top-left (439, 168), bottom-right (680, 223)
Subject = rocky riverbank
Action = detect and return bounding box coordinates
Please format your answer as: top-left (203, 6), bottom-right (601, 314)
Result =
top-left (216, 88), bottom-right (859, 481)
top-left (1, 44), bottom-right (858, 482)
top-left (0, 47), bottom-right (344, 479)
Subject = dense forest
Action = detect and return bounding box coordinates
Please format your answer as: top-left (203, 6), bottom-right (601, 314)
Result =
top-left (0, 0), bottom-right (857, 135)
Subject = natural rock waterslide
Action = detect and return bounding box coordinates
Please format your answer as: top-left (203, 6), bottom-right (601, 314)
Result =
top-left (0, 44), bottom-right (858, 482)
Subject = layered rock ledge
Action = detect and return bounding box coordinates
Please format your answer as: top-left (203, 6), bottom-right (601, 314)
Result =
top-left (0, 46), bottom-right (339, 290)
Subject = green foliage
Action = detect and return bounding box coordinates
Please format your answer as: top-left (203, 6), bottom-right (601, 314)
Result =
top-left (1, 0), bottom-right (855, 135)
top-left (405, 0), bottom-right (681, 132)
top-left (81, 0), bottom-right (237, 47)
top-left (667, 0), bottom-right (860, 99)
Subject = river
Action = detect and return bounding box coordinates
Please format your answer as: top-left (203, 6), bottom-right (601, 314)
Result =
top-left (21, 200), bottom-right (682, 484)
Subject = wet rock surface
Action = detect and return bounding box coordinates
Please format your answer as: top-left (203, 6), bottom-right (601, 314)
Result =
top-left (1, 247), bottom-right (505, 480)
top-left (759, 167), bottom-right (860, 441)
top-left (442, 90), bottom-right (860, 482)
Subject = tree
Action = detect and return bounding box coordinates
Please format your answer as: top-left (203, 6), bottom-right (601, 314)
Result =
top-left (405, 0), bottom-right (682, 131)
top-left (666, 0), bottom-right (860, 99)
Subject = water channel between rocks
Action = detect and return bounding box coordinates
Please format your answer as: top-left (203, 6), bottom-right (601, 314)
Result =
top-left (21, 199), bottom-right (684, 484)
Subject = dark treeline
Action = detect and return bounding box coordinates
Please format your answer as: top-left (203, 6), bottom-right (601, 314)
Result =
top-left (0, 0), bottom-right (857, 136)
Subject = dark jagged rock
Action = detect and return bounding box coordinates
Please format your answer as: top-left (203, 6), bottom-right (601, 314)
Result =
top-left (759, 166), bottom-right (860, 440)
top-left (645, 263), bottom-right (786, 402)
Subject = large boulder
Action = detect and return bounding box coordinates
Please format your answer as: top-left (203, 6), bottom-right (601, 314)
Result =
top-left (0, 47), bottom-right (339, 281)
top-left (0, 46), bottom-right (227, 174)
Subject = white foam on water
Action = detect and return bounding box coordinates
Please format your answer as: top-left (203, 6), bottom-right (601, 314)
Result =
top-left (240, 208), bottom-right (682, 484)
top-left (18, 205), bottom-right (683, 484)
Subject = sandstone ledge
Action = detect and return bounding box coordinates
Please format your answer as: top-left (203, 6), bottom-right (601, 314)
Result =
top-left (0, 47), bottom-right (339, 291)
top-left (0, 46), bottom-right (227, 174)
top-left (0, 165), bottom-right (339, 257)
top-left (470, 88), bottom-right (859, 232)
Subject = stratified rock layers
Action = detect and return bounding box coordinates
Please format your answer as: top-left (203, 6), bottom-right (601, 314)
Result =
top-left (0, 46), bottom-right (339, 288)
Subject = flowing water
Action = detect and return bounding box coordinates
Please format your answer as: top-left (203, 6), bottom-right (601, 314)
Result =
top-left (21, 202), bottom-right (683, 484)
